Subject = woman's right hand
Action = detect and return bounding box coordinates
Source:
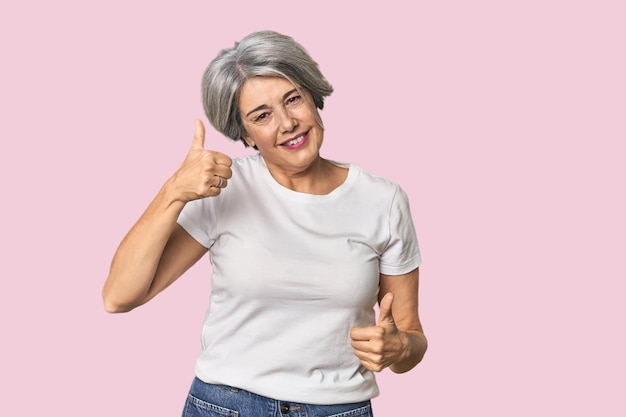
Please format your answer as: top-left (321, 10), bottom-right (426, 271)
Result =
top-left (103, 120), bottom-right (226, 313)
top-left (168, 119), bottom-right (233, 202)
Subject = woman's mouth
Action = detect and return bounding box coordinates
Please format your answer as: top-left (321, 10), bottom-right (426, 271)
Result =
top-left (280, 132), bottom-right (309, 149)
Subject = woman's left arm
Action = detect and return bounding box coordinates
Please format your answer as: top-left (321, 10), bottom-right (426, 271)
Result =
top-left (350, 267), bottom-right (428, 373)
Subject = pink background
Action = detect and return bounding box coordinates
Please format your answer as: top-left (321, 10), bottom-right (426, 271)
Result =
top-left (1, 1), bottom-right (624, 415)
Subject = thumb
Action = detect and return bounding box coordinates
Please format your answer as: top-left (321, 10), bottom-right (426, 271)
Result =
top-left (190, 119), bottom-right (205, 150)
top-left (377, 293), bottom-right (395, 326)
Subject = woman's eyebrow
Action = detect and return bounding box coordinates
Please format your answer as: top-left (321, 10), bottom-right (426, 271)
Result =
top-left (246, 104), bottom-right (269, 117)
top-left (282, 88), bottom-right (298, 99)
top-left (245, 88), bottom-right (299, 117)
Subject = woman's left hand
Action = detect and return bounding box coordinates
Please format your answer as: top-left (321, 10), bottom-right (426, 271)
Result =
top-left (350, 293), bottom-right (407, 372)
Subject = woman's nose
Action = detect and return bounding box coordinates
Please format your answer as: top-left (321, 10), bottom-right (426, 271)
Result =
top-left (277, 106), bottom-right (297, 133)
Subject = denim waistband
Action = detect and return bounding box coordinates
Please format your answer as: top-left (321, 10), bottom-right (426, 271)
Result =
top-left (183, 377), bottom-right (373, 417)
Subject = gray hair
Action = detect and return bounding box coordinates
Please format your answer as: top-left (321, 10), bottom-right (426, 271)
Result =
top-left (201, 31), bottom-right (334, 148)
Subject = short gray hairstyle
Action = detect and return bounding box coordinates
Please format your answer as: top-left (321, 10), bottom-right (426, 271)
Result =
top-left (201, 31), bottom-right (334, 148)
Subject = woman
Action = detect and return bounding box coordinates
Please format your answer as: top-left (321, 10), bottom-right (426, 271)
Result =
top-left (103, 30), bottom-right (427, 416)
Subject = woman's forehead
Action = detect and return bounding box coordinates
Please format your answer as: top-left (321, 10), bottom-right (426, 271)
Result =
top-left (239, 77), bottom-right (299, 108)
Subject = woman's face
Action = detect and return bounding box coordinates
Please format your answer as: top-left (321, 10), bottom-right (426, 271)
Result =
top-left (239, 76), bottom-right (324, 176)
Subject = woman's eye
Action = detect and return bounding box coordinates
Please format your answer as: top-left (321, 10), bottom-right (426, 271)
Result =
top-left (286, 95), bottom-right (301, 105)
top-left (254, 112), bottom-right (269, 122)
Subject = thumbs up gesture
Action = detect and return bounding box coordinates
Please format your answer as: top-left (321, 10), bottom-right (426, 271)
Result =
top-left (169, 120), bottom-right (233, 202)
top-left (350, 293), bottom-right (406, 372)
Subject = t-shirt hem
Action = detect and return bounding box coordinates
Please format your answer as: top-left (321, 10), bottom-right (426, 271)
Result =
top-left (194, 370), bottom-right (379, 405)
top-left (379, 256), bottom-right (422, 276)
top-left (177, 212), bottom-right (213, 249)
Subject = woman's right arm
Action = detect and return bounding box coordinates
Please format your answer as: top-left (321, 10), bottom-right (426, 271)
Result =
top-left (102, 120), bottom-right (232, 313)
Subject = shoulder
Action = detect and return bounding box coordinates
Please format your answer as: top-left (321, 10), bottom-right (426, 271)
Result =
top-left (337, 163), bottom-right (413, 218)
top-left (227, 154), bottom-right (264, 186)
top-left (231, 153), bottom-right (262, 173)
top-left (350, 163), bottom-right (402, 198)
top-left (217, 153), bottom-right (267, 201)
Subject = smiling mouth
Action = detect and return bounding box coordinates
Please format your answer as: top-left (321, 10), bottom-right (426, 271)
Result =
top-left (280, 133), bottom-right (307, 147)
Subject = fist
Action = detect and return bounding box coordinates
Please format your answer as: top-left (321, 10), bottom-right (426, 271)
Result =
top-left (350, 293), bottom-right (405, 372)
top-left (171, 120), bottom-right (232, 201)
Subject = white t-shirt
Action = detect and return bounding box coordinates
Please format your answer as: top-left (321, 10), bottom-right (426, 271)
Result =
top-left (177, 154), bottom-right (421, 404)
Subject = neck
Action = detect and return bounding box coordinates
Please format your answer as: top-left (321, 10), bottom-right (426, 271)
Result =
top-left (266, 156), bottom-right (347, 195)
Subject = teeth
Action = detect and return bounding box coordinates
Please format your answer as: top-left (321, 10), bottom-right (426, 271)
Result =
top-left (284, 135), bottom-right (304, 146)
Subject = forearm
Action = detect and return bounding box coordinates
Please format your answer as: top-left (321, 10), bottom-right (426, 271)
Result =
top-left (390, 330), bottom-right (428, 374)
top-left (102, 180), bottom-right (185, 312)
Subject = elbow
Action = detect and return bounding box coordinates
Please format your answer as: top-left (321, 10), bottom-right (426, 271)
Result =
top-left (102, 289), bottom-right (140, 314)
top-left (103, 300), bottom-right (133, 314)
top-left (101, 272), bottom-right (148, 313)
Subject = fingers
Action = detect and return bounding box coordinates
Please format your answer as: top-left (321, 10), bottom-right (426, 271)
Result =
top-left (212, 152), bottom-right (233, 169)
top-left (350, 325), bottom-right (383, 342)
top-left (191, 119), bottom-right (205, 150)
top-left (172, 119), bottom-right (235, 201)
top-left (354, 353), bottom-right (386, 373)
top-left (187, 119), bottom-right (233, 185)
top-left (351, 335), bottom-right (387, 372)
top-left (350, 292), bottom-right (395, 341)
top-left (350, 328), bottom-right (397, 372)
top-left (377, 292), bottom-right (395, 326)
top-left (188, 119), bottom-right (232, 167)
top-left (211, 174), bottom-right (229, 189)
top-left (349, 293), bottom-right (399, 372)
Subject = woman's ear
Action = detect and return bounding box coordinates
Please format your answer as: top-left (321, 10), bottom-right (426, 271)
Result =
top-left (241, 135), bottom-right (255, 148)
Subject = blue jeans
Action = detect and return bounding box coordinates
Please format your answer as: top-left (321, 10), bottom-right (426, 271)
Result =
top-left (183, 377), bottom-right (374, 417)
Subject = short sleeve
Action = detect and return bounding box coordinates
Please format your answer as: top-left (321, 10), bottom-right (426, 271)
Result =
top-left (379, 186), bottom-right (422, 275)
top-left (177, 197), bottom-right (216, 249)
